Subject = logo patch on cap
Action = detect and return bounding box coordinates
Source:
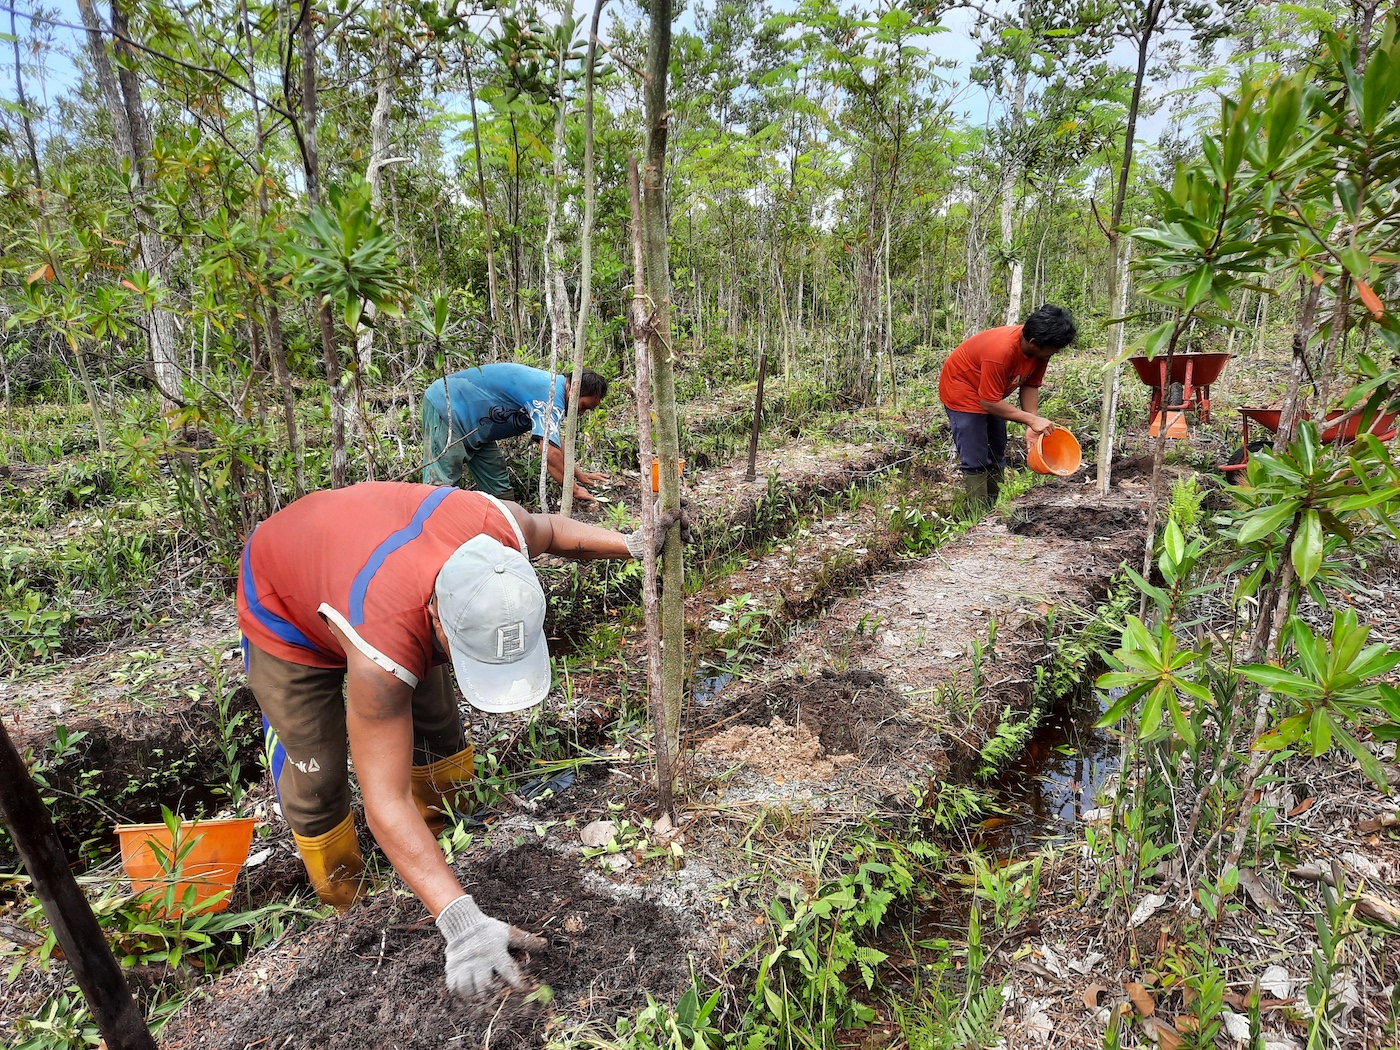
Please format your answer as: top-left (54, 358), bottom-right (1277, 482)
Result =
top-left (497, 621), bottom-right (527, 659)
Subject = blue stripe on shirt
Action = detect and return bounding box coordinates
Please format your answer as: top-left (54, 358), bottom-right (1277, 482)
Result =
top-left (348, 486), bottom-right (456, 627)
top-left (240, 534), bottom-right (318, 651)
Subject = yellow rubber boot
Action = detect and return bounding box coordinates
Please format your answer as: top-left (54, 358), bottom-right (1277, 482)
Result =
top-left (292, 813), bottom-right (365, 912)
top-left (410, 745), bottom-right (476, 834)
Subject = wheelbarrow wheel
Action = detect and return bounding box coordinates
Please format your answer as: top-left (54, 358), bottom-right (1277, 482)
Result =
top-left (1223, 441), bottom-right (1271, 484)
top-left (1167, 381), bottom-right (1185, 409)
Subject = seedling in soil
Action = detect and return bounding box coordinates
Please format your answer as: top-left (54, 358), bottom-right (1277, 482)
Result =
top-left (711, 593), bottom-right (769, 673)
top-left (196, 645), bottom-right (249, 812)
top-left (967, 851), bottom-right (1044, 932)
top-left (581, 804), bottom-right (682, 870)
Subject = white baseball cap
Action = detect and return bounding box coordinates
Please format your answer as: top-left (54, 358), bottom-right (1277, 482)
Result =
top-left (435, 535), bottom-right (551, 713)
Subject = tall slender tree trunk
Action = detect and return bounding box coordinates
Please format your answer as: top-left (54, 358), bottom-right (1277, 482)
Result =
top-left (1095, 6), bottom-right (1159, 488)
top-left (883, 207), bottom-right (896, 408)
top-left (80, 0), bottom-right (182, 413)
top-left (1095, 242), bottom-right (1132, 493)
top-left (358, 0), bottom-right (395, 375)
top-left (1000, 67), bottom-right (1028, 326)
top-left (561, 0), bottom-right (606, 519)
top-left (628, 159), bottom-right (674, 820)
top-left (298, 0), bottom-right (348, 487)
top-left (507, 113), bottom-right (525, 354)
top-left (463, 54), bottom-right (503, 359)
top-left (9, 8), bottom-right (41, 186)
top-left (642, 0), bottom-right (684, 794)
top-left (772, 250), bottom-right (795, 386)
top-left (538, 45), bottom-right (571, 513)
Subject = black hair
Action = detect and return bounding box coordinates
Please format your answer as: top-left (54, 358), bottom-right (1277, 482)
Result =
top-left (1022, 304), bottom-right (1077, 349)
top-left (575, 369), bottom-right (609, 401)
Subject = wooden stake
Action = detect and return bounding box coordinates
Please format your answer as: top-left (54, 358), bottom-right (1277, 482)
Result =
top-left (745, 352), bottom-right (768, 483)
top-left (628, 158), bottom-right (674, 820)
top-left (0, 720), bottom-right (155, 1050)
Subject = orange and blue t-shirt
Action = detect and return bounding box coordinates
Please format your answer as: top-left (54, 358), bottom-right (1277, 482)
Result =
top-left (938, 325), bottom-right (1047, 414)
top-left (237, 483), bottom-right (527, 685)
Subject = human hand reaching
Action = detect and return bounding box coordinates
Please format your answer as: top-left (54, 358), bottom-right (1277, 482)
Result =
top-left (624, 499), bottom-right (698, 560)
top-left (438, 895), bottom-right (546, 999)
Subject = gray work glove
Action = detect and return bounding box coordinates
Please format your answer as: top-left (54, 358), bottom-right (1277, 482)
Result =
top-left (624, 501), bottom-right (697, 561)
top-left (437, 894), bottom-right (545, 999)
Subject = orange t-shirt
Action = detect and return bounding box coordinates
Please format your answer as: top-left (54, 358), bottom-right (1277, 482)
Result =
top-left (938, 325), bottom-right (1047, 414)
top-left (237, 483), bottom-right (526, 687)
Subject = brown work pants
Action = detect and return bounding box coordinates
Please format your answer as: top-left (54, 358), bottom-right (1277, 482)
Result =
top-left (245, 641), bottom-right (467, 837)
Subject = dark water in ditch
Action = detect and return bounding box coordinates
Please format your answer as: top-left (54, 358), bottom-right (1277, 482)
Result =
top-left (982, 686), bottom-right (1121, 850)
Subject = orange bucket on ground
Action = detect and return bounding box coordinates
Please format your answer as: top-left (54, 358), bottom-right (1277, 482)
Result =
top-left (1028, 428), bottom-right (1082, 476)
top-left (116, 817), bottom-right (256, 915)
top-left (649, 457), bottom-right (685, 492)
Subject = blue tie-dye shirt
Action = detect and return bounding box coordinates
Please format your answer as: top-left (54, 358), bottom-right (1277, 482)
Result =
top-left (424, 363), bottom-right (568, 450)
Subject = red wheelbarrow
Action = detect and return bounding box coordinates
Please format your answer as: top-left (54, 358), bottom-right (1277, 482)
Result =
top-left (1218, 406), bottom-right (1400, 478)
top-left (1127, 352), bottom-right (1232, 437)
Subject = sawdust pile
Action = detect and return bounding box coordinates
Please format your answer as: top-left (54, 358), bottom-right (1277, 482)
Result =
top-left (697, 716), bottom-right (857, 781)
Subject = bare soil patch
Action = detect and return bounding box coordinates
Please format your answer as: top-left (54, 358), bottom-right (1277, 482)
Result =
top-left (1009, 499), bottom-right (1147, 542)
top-left (164, 842), bottom-right (692, 1050)
top-left (709, 669), bottom-right (905, 757)
top-left (732, 480), bottom-right (1144, 792)
top-left (699, 716), bottom-right (857, 782)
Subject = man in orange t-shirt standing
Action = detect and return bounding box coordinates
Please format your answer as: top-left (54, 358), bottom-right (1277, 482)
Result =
top-left (937, 304), bottom-right (1077, 506)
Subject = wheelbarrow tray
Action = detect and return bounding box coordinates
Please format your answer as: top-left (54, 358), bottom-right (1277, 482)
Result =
top-left (1127, 352), bottom-right (1233, 388)
top-left (1239, 407), bottom-right (1398, 443)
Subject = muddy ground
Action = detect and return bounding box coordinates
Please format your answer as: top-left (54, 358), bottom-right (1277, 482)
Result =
top-left (162, 842), bottom-right (693, 1050)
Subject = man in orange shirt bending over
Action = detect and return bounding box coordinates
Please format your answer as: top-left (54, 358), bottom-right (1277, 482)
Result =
top-left (937, 304), bottom-right (1077, 507)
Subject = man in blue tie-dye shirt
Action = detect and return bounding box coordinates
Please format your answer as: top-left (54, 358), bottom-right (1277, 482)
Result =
top-left (422, 362), bottom-right (609, 503)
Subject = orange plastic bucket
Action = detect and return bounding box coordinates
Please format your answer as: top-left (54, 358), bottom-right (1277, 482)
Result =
top-left (649, 457), bottom-right (685, 492)
top-left (1028, 428), bottom-right (1081, 476)
top-left (116, 817), bottom-right (255, 915)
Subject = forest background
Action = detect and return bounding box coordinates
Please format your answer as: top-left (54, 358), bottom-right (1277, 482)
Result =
top-left (0, 0), bottom-right (1348, 516)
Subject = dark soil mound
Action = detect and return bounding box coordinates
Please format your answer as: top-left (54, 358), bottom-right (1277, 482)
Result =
top-left (1109, 453), bottom-right (1156, 482)
top-left (1009, 502), bottom-right (1146, 541)
top-left (711, 669), bottom-right (904, 756)
top-left (170, 842), bottom-right (691, 1050)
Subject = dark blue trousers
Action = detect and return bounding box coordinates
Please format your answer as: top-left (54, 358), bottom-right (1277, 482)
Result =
top-left (945, 408), bottom-right (1007, 475)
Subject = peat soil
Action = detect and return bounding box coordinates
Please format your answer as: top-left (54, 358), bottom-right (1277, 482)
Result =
top-left (162, 842), bottom-right (693, 1050)
top-left (1008, 498), bottom-right (1146, 541)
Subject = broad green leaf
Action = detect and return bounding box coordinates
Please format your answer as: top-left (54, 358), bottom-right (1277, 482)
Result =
top-left (1239, 664), bottom-right (1321, 697)
top-left (1168, 692), bottom-right (1197, 747)
top-left (1292, 510), bottom-right (1323, 584)
top-left (1163, 519), bottom-right (1186, 566)
top-left (1138, 682), bottom-right (1166, 738)
top-left (1182, 266), bottom-right (1213, 311)
top-left (1237, 500), bottom-right (1299, 545)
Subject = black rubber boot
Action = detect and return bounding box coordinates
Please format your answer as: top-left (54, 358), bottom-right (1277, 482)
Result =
top-left (988, 468), bottom-right (1004, 503)
top-left (962, 472), bottom-right (990, 513)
